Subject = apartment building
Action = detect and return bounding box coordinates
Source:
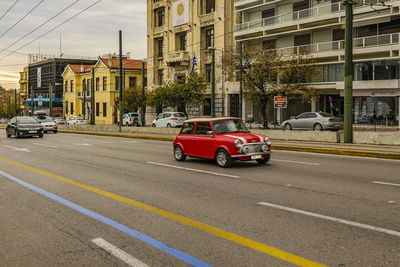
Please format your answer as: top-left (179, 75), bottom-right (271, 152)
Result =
top-left (62, 57), bottom-right (147, 125)
top-left (147, 0), bottom-right (241, 117)
top-left (235, 0), bottom-right (400, 126)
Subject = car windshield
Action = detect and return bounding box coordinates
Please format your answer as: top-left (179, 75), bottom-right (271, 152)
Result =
top-left (319, 112), bottom-right (334, 117)
top-left (129, 113), bottom-right (139, 117)
top-left (16, 117), bottom-right (37, 124)
top-left (173, 113), bottom-right (186, 118)
top-left (212, 119), bottom-right (249, 134)
top-left (35, 116), bottom-right (54, 122)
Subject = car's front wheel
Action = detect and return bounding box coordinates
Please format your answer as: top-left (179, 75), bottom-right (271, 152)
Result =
top-left (15, 130), bottom-right (20, 139)
top-left (53, 130), bottom-right (57, 133)
top-left (39, 134), bottom-right (43, 138)
top-left (216, 149), bottom-right (232, 168)
top-left (6, 132), bottom-right (10, 138)
top-left (174, 145), bottom-right (186, 161)
top-left (152, 123), bottom-right (156, 127)
top-left (284, 123), bottom-right (292, 130)
top-left (314, 123), bottom-right (323, 131)
top-left (256, 154), bottom-right (271, 165)
top-left (167, 123), bottom-right (172, 128)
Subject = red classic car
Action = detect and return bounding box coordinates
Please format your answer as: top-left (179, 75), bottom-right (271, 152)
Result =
top-left (173, 117), bottom-right (271, 168)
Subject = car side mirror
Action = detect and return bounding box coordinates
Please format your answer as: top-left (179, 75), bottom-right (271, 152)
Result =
top-left (206, 131), bottom-right (214, 136)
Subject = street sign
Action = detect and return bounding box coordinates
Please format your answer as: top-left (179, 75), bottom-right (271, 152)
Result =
top-left (274, 96), bottom-right (287, 108)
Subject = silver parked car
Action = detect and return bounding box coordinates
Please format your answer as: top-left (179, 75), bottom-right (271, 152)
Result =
top-left (282, 112), bottom-right (343, 131)
top-left (151, 112), bottom-right (186, 128)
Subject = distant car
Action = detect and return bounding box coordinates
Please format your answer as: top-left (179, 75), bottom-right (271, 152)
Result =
top-left (6, 116), bottom-right (44, 138)
top-left (281, 112), bottom-right (343, 131)
top-left (122, 112), bottom-right (140, 126)
top-left (34, 115), bottom-right (58, 133)
top-left (67, 116), bottom-right (87, 125)
top-left (173, 117), bottom-right (271, 168)
top-left (0, 118), bottom-right (9, 124)
top-left (152, 112), bottom-right (186, 128)
top-left (54, 118), bottom-right (66, 125)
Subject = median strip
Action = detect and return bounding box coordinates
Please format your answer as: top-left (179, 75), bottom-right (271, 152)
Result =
top-left (0, 156), bottom-right (325, 267)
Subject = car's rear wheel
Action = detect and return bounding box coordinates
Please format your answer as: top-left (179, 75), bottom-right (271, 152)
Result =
top-left (216, 149), bottom-right (232, 168)
top-left (53, 130), bottom-right (57, 133)
top-left (174, 145), bottom-right (186, 161)
top-left (39, 134), bottom-right (43, 138)
top-left (256, 154), bottom-right (271, 165)
top-left (284, 123), bottom-right (292, 130)
top-left (152, 123), bottom-right (156, 127)
top-left (314, 123), bottom-right (323, 131)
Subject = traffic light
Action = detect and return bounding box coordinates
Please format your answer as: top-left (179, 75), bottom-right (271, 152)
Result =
top-left (115, 96), bottom-right (120, 104)
top-left (24, 95), bottom-right (27, 100)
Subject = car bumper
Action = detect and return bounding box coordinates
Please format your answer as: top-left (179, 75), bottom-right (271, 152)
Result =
top-left (323, 123), bottom-right (343, 130)
top-left (19, 129), bottom-right (43, 136)
top-left (231, 151), bottom-right (271, 158)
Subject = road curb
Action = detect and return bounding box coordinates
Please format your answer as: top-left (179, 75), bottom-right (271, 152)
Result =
top-left (59, 130), bottom-right (400, 160)
top-left (272, 145), bottom-right (400, 160)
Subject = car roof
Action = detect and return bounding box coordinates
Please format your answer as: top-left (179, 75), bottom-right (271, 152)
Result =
top-left (184, 117), bottom-right (241, 123)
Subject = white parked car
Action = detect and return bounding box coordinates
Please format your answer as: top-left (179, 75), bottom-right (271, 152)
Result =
top-left (67, 116), bottom-right (87, 125)
top-left (122, 112), bottom-right (141, 126)
top-left (34, 115), bottom-right (58, 133)
top-left (151, 112), bottom-right (186, 128)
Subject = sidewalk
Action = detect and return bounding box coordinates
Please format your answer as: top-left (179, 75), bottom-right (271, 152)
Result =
top-left (58, 128), bottom-right (400, 160)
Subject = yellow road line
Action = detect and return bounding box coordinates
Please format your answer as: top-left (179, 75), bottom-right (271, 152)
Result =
top-left (0, 156), bottom-right (326, 267)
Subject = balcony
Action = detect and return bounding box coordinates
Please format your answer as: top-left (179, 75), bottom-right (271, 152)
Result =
top-left (166, 51), bottom-right (190, 66)
top-left (199, 12), bottom-right (216, 27)
top-left (275, 33), bottom-right (399, 58)
top-left (234, 0), bottom-right (396, 38)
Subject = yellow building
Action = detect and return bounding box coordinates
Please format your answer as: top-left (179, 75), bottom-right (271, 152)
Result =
top-left (147, 0), bottom-right (239, 117)
top-left (62, 57), bottom-right (147, 125)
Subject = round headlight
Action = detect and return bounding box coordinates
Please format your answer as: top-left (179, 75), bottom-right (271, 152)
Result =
top-left (262, 145), bottom-right (268, 152)
top-left (234, 139), bottom-right (243, 148)
top-left (265, 137), bottom-right (271, 145)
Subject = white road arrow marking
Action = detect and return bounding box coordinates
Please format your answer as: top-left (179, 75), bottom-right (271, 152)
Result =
top-left (33, 143), bottom-right (58, 148)
top-left (74, 143), bottom-right (93, 146)
top-left (1, 145), bottom-right (30, 152)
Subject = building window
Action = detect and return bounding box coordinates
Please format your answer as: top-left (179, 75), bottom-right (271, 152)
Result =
top-left (96, 102), bottom-right (100, 116)
top-left (103, 103), bottom-right (107, 117)
top-left (177, 33), bottom-right (187, 51)
top-left (129, 77), bottom-right (136, 88)
top-left (103, 77), bottom-right (107, 91)
top-left (205, 64), bottom-right (211, 82)
top-left (70, 102), bottom-right (74, 114)
top-left (158, 69), bottom-right (164, 85)
top-left (87, 79), bottom-right (91, 92)
top-left (70, 80), bottom-right (74, 92)
top-left (205, 0), bottom-right (215, 13)
top-left (157, 38), bottom-right (164, 57)
top-left (115, 76), bottom-right (119, 91)
top-left (154, 8), bottom-right (165, 27)
top-left (64, 81), bottom-right (68, 92)
top-left (96, 77), bottom-right (100, 91)
top-left (206, 28), bottom-right (214, 48)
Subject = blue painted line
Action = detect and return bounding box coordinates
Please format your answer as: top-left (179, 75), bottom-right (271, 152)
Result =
top-left (0, 170), bottom-right (212, 267)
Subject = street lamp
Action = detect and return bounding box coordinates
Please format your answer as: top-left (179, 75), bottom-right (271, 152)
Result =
top-left (208, 46), bottom-right (225, 117)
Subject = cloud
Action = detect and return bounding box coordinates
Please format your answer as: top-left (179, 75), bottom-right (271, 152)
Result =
top-left (0, 0), bottom-right (147, 89)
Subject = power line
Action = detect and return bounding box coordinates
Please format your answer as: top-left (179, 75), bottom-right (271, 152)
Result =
top-left (0, 0), bottom-right (46, 41)
top-left (0, 0), bottom-right (20, 22)
top-left (0, 0), bottom-right (103, 62)
top-left (0, 0), bottom-right (80, 56)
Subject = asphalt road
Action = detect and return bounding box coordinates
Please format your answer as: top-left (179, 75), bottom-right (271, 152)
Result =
top-left (0, 130), bottom-right (399, 266)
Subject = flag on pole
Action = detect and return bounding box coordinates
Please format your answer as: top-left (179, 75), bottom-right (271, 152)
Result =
top-left (190, 53), bottom-right (197, 75)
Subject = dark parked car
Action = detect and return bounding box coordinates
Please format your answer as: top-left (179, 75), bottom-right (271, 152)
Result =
top-left (6, 116), bottom-right (44, 138)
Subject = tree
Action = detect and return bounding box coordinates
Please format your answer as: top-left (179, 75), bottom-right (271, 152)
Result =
top-left (124, 86), bottom-right (143, 113)
top-left (166, 73), bottom-right (207, 117)
top-left (227, 41), bottom-right (318, 128)
top-left (146, 85), bottom-right (170, 115)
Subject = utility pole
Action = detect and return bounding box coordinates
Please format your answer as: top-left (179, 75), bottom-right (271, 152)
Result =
top-left (30, 86), bottom-right (34, 115)
top-left (119, 30), bottom-right (123, 132)
top-left (91, 68), bottom-right (95, 125)
top-left (14, 89), bottom-right (17, 116)
top-left (239, 42), bottom-right (243, 119)
top-left (83, 81), bottom-right (86, 119)
top-left (141, 61), bottom-right (146, 127)
top-left (211, 48), bottom-right (215, 117)
top-left (49, 84), bottom-right (53, 117)
top-left (344, 0), bottom-right (354, 143)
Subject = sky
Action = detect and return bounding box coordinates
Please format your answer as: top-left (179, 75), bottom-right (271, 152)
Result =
top-left (0, 0), bottom-right (147, 90)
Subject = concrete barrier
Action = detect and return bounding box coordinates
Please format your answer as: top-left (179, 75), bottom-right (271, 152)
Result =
top-left (56, 125), bottom-right (400, 146)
